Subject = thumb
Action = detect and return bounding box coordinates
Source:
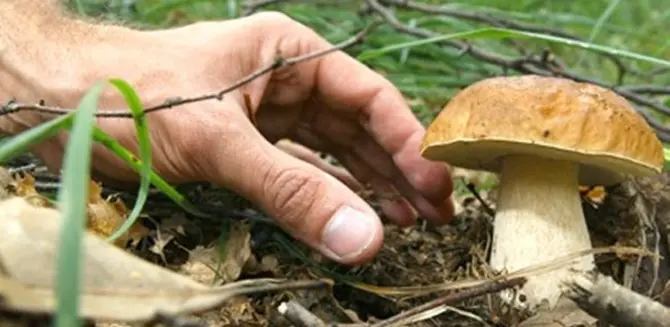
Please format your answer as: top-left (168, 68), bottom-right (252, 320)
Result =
top-left (200, 113), bottom-right (384, 265)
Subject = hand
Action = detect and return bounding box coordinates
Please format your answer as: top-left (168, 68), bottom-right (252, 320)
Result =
top-left (29, 12), bottom-right (454, 265)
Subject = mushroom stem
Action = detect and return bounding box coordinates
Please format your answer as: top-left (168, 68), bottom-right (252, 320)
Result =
top-left (489, 154), bottom-right (595, 311)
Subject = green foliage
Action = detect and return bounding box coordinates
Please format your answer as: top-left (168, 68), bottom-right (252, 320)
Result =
top-left (4, 1), bottom-right (670, 325)
top-left (54, 80), bottom-right (104, 327)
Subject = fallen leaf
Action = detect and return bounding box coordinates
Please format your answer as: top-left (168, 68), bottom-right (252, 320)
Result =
top-left (219, 221), bottom-right (253, 283)
top-left (0, 166), bottom-right (15, 201)
top-left (579, 185), bottom-right (607, 204)
top-left (12, 173), bottom-right (52, 208)
top-left (181, 246), bottom-right (220, 285)
top-left (0, 196), bottom-right (329, 323)
top-left (86, 180), bottom-right (151, 247)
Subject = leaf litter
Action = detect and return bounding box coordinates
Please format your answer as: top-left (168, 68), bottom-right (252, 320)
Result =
top-left (0, 154), bottom-right (669, 327)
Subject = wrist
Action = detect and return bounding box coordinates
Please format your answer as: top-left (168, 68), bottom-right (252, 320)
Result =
top-left (0, 20), bottom-right (156, 134)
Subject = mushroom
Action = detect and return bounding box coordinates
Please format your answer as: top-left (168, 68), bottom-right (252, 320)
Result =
top-left (419, 75), bottom-right (664, 312)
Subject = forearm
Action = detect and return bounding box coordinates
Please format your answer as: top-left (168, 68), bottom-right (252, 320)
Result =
top-left (0, 1), bottom-right (138, 134)
top-left (0, 1), bottom-right (129, 94)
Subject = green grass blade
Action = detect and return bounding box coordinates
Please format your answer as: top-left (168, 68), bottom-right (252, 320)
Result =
top-left (55, 80), bottom-right (106, 327)
top-left (357, 27), bottom-right (670, 68)
top-left (0, 113), bottom-right (75, 163)
top-left (104, 79), bottom-right (154, 242)
top-left (575, 0), bottom-right (622, 66)
top-left (664, 145), bottom-right (670, 172)
top-left (90, 127), bottom-right (212, 218)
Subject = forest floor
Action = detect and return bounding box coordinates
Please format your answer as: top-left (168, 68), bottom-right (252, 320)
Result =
top-left (2, 1), bottom-right (670, 326)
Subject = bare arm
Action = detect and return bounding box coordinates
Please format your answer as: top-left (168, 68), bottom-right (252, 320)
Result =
top-left (0, 0), bottom-right (138, 134)
top-left (0, 3), bottom-right (456, 265)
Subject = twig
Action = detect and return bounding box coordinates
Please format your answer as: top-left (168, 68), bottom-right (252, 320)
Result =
top-left (242, 0), bottom-right (291, 16)
top-left (618, 84), bottom-right (670, 95)
top-left (565, 272), bottom-right (670, 327)
top-left (378, 0), bottom-right (634, 84)
top-left (277, 300), bottom-right (327, 327)
top-left (363, 0), bottom-right (670, 141)
top-left (465, 182), bottom-right (494, 216)
top-left (0, 22), bottom-right (379, 119)
top-left (369, 277), bottom-right (526, 327)
top-left (380, 0), bottom-right (579, 40)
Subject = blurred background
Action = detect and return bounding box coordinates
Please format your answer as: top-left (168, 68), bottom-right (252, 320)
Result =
top-left (34, 2), bottom-right (670, 326)
top-left (64, 0), bottom-right (670, 133)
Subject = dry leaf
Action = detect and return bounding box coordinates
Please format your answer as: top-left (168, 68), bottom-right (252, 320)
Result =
top-left (219, 221), bottom-right (253, 283)
top-left (180, 221), bottom-right (253, 286)
top-left (86, 180), bottom-right (150, 247)
top-left (579, 185), bottom-right (607, 204)
top-left (0, 196), bottom-right (327, 323)
top-left (159, 212), bottom-right (191, 236)
top-left (12, 173), bottom-right (52, 207)
top-left (181, 246), bottom-right (220, 284)
top-left (0, 166), bottom-right (15, 201)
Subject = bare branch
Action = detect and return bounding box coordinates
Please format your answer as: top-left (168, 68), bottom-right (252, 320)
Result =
top-left (565, 272), bottom-right (670, 327)
top-left (242, 0), bottom-right (291, 16)
top-left (363, 0), bottom-right (670, 142)
top-left (380, 0), bottom-right (580, 40)
top-left (0, 22), bottom-right (379, 119)
top-left (378, 0), bottom-right (636, 85)
top-left (369, 277), bottom-right (527, 327)
top-left (619, 85), bottom-right (670, 95)
top-left (277, 300), bottom-right (327, 327)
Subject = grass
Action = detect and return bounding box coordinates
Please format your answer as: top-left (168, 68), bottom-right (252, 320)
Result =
top-left (3, 0), bottom-right (670, 326)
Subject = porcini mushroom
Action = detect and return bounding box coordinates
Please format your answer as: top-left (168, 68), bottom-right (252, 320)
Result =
top-left (420, 75), bottom-right (664, 312)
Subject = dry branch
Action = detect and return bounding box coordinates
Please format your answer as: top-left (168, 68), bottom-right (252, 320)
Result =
top-left (277, 300), bottom-right (327, 327)
top-left (369, 276), bottom-right (527, 327)
top-left (0, 22), bottom-right (378, 119)
top-left (362, 0), bottom-right (670, 142)
top-left (565, 272), bottom-right (670, 327)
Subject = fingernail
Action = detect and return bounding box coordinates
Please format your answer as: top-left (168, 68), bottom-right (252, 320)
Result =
top-left (322, 205), bottom-right (377, 260)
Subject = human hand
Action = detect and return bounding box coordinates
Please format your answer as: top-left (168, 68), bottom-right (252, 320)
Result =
top-left (29, 12), bottom-right (454, 265)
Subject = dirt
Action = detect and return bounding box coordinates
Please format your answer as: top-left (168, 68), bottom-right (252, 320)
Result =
top-left (1, 154), bottom-right (669, 327)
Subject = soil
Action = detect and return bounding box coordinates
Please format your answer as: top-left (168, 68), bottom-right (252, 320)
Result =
top-left (1, 153), bottom-right (669, 327)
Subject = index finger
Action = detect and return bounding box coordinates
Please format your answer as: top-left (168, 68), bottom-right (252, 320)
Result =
top-left (312, 46), bottom-right (452, 203)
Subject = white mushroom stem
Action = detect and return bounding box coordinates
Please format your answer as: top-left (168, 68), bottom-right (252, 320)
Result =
top-left (489, 154), bottom-right (595, 311)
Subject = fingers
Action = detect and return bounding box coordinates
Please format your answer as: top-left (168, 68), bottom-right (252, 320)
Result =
top-left (275, 139), bottom-right (362, 191)
top-left (295, 108), bottom-right (453, 224)
top-left (288, 124), bottom-right (415, 223)
top-left (240, 12), bottom-right (453, 222)
top-left (289, 30), bottom-right (455, 220)
top-left (199, 109), bottom-right (384, 265)
top-left (315, 54), bottom-right (452, 198)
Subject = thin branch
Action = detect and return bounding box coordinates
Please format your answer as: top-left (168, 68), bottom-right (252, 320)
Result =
top-left (379, 0), bottom-right (635, 85)
top-left (0, 22), bottom-right (379, 119)
top-left (619, 84), bottom-right (670, 95)
top-left (369, 277), bottom-right (526, 327)
top-left (277, 300), bottom-right (327, 327)
top-left (565, 272), bottom-right (670, 327)
top-left (363, 0), bottom-right (670, 142)
top-left (465, 182), bottom-right (494, 216)
top-left (242, 0), bottom-right (291, 16)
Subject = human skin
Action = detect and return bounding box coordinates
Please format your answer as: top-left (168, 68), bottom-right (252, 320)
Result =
top-left (0, 1), bottom-right (454, 265)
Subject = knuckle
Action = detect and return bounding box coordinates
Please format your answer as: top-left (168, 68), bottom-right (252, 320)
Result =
top-left (248, 11), bottom-right (295, 28)
top-left (263, 166), bottom-right (322, 229)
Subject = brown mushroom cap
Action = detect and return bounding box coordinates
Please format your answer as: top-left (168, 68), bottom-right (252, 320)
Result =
top-left (420, 75), bottom-right (664, 185)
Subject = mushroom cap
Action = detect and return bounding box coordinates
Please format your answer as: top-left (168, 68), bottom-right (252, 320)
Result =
top-left (420, 75), bottom-right (664, 185)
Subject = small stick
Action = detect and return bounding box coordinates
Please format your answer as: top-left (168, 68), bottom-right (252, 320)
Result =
top-left (465, 182), bottom-right (494, 216)
top-left (369, 277), bottom-right (526, 327)
top-left (1, 22), bottom-right (380, 119)
top-left (565, 272), bottom-right (670, 327)
top-left (277, 300), bottom-right (327, 327)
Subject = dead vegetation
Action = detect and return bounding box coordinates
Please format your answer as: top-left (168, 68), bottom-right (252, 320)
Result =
top-left (2, 1), bottom-right (670, 326)
top-left (0, 153), bottom-right (669, 326)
